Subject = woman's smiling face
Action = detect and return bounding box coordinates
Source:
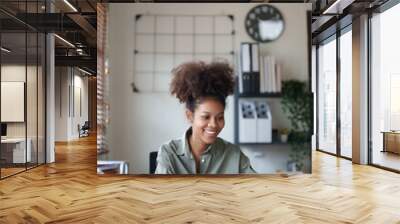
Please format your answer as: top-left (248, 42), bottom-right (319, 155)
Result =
top-left (187, 97), bottom-right (225, 145)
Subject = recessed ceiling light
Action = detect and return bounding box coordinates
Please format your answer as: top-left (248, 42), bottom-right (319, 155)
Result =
top-left (54, 34), bottom-right (75, 48)
top-left (63, 0), bottom-right (78, 12)
top-left (322, 0), bottom-right (353, 15)
top-left (1, 47), bottom-right (11, 53)
top-left (78, 67), bottom-right (93, 76)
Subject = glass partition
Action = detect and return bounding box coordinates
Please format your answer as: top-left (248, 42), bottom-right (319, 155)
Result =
top-left (371, 3), bottom-right (400, 171)
top-left (317, 36), bottom-right (337, 155)
top-left (0, 1), bottom-right (46, 179)
top-left (339, 28), bottom-right (352, 158)
top-left (38, 32), bottom-right (45, 165)
top-left (27, 31), bottom-right (38, 169)
top-left (1, 31), bottom-right (28, 177)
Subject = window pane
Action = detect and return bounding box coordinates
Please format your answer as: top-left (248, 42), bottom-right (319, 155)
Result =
top-left (1, 31), bottom-right (27, 178)
top-left (340, 29), bottom-right (352, 158)
top-left (318, 37), bottom-right (337, 154)
top-left (27, 31), bottom-right (38, 169)
top-left (38, 33), bottom-right (46, 165)
top-left (371, 3), bottom-right (400, 171)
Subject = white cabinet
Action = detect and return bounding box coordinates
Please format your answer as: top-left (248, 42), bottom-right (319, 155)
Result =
top-left (1, 138), bottom-right (31, 163)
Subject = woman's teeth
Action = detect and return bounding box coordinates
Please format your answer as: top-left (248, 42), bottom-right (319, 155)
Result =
top-left (205, 129), bottom-right (216, 135)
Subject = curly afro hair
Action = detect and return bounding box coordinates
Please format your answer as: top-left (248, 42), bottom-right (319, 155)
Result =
top-left (170, 60), bottom-right (235, 112)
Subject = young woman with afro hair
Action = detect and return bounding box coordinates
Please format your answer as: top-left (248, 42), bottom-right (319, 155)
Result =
top-left (155, 61), bottom-right (256, 174)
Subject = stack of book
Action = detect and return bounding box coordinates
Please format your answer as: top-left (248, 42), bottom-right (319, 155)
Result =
top-left (260, 56), bottom-right (282, 93)
top-left (239, 42), bottom-right (282, 94)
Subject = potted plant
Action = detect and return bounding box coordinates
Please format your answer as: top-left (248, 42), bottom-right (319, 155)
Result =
top-left (279, 128), bottom-right (289, 143)
top-left (281, 80), bottom-right (312, 172)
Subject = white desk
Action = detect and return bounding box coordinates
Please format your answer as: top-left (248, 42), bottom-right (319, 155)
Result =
top-left (1, 138), bottom-right (31, 163)
top-left (97, 160), bottom-right (129, 174)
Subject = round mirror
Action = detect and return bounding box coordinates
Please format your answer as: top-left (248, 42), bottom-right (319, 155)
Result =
top-left (245, 5), bottom-right (285, 43)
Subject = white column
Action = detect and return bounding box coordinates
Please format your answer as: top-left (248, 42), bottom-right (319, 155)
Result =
top-left (352, 14), bottom-right (369, 164)
top-left (46, 32), bottom-right (55, 163)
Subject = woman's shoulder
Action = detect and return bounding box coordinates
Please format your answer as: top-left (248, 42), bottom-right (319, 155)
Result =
top-left (158, 138), bottom-right (184, 155)
top-left (217, 137), bottom-right (241, 152)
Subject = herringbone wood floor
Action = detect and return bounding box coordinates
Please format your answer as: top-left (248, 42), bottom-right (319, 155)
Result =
top-left (1, 135), bottom-right (400, 223)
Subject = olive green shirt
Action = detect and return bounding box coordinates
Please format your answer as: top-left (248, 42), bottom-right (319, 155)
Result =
top-left (155, 128), bottom-right (256, 174)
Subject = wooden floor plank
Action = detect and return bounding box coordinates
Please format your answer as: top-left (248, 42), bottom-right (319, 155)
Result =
top-left (1, 135), bottom-right (400, 223)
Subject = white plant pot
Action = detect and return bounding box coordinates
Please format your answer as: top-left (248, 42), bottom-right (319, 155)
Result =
top-left (287, 161), bottom-right (297, 172)
top-left (280, 134), bottom-right (288, 143)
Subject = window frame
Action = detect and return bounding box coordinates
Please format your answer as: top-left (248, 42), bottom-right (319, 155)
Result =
top-left (315, 22), bottom-right (353, 160)
top-left (367, 0), bottom-right (400, 173)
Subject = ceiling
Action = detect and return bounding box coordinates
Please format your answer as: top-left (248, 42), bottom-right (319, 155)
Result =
top-left (0, 0), bottom-right (97, 74)
top-left (1, 0), bottom-right (392, 74)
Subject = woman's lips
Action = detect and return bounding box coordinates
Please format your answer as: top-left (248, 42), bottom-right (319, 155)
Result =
top-left (204, 129), bottom-right (217, 136)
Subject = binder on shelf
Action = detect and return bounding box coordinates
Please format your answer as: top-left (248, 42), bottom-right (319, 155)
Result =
top-left (240, 43), bottom-right (283, 94)
top-left (255, 101), bottom-right (272, 143)
top-left (241, 73), bottom-right (249, 93)
top-left (251, 44), bottom-right (259, 72)
top-left (252, 72), bottom-right (260, 94)
top-left (240, 43), bottom-right (250, 93)
top-left (236, 54), bottom-right (243, 93)
top-left (239, 100), bottom-right (257, 143)
top-left (241, 43), bottom-right (251, 73)
top-left (240, 43), bottom-right (260, 94)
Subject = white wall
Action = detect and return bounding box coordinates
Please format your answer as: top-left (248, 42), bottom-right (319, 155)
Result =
top-left (55, 67), bottom-right (68, 141)
top-left (1, 64), bottom-right (46, 164)
top-left (107, 3), bottom-right (311, 173)
top-left (75, 73), bottom-right (89, 134)
top-left (55, 67), bottom-right (89, 141)
top-left (1, 65), bottom-right (38, 137)
top-left (1, 65), bottom-right (29, 141)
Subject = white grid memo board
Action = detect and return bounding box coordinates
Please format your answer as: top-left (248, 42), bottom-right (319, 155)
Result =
top-left (132, 14), bottom-right (236, 93)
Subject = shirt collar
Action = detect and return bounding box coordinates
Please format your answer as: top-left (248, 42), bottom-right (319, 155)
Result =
top-left (178, 127), bottom-right (217, 157)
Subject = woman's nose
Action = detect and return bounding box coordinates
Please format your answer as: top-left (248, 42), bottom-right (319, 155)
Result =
top-left (208, 118), bottom-right (217, 127)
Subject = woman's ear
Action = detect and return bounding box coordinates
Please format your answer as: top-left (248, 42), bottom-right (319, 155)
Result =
top-left (185, 109), bottom-right (194, 123)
